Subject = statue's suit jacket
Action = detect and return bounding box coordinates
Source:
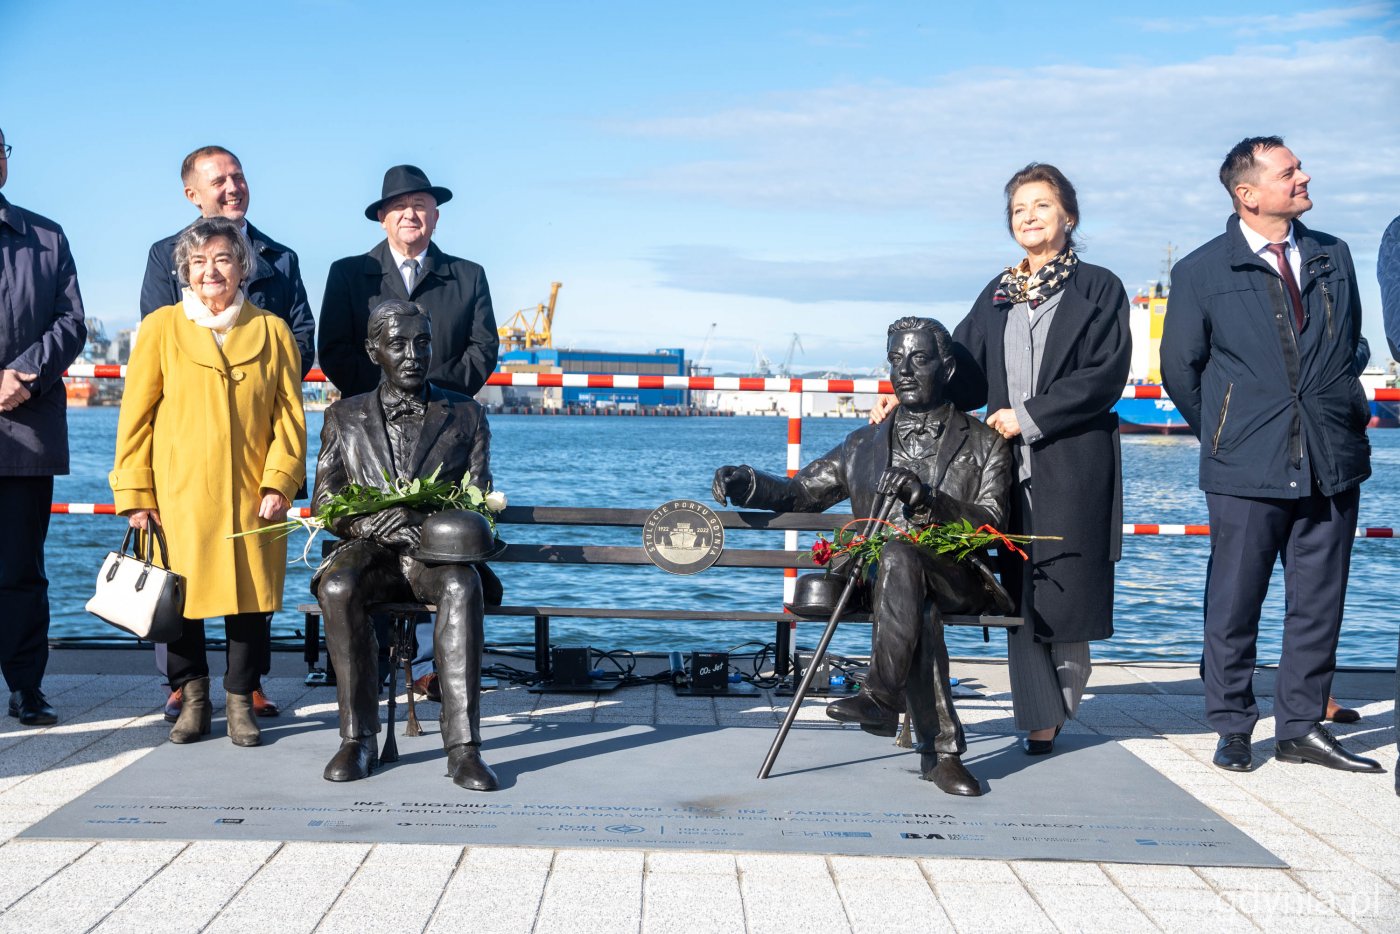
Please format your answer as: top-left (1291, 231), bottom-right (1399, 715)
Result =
top-left (310, 382), bottom-right (494, 593)
top-left (735, 407), bottom-right (1010, 535)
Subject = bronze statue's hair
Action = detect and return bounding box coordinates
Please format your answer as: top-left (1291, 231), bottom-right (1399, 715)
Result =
top-left (1004, 162), bottom-right (1080, 251)
top-left (367, 299), bottom-right (431, 344)
top-left (180, 145), bottom-right (240, 184)
top-left (173, 216), bottom-right (254, 286)
top-left (887, 316), bottom-right (955, 369)
top-left (1219, 135), bottom-right (1287, 207)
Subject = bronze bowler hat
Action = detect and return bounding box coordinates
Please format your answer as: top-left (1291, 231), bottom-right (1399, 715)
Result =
top-left (784, 571), bottom-right (868, 619)
top-left (365, 164), bottom-right (454, 220)
top-left (413, 510), bottom-right (507, 565)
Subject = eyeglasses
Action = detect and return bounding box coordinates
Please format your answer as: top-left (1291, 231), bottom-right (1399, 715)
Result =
top-left (0, 144), bottom-right (10, 158)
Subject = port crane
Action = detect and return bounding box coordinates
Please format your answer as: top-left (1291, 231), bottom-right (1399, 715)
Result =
top-left (777, 333), bottom-right (803, 378)
top-left (689, 322), bottom-right (717, 376)
top-left (497, 281), bottom-right (561, 351)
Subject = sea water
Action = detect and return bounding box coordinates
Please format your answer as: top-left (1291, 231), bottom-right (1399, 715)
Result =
top-left (47, 409), bottom-right (1400, 668)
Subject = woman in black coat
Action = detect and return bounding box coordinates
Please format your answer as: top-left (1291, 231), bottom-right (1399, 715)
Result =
top-left (875, 163), bottom-right (1131, 754)
top-left (954, 164), bottom-right (1131, 754)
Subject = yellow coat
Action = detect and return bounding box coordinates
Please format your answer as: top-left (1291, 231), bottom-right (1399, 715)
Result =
top-left (110, 303), bottom-right (307, 619)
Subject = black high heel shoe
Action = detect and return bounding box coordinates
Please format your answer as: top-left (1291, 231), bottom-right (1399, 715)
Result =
top-left (1020, 723), bottom-right (1063, 756)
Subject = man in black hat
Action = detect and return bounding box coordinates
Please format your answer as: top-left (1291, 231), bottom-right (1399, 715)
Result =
top-left (312, 298), bottom-right (500, 791)
top-left (317, 165), bottom-right (498, 400)
top-left (318, 165), bottom-right (500, 699)
top-left (714, 316), bottom-right (1012, 796)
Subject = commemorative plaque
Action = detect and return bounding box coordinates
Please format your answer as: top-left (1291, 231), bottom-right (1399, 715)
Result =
top-left (642, 499), bottom-right (725, 575)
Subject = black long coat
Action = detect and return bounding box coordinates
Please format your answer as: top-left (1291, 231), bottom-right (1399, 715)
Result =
top-left (317, 240), bottom-right (499, 399)
top-left (951, 262), bottom-right (1131, 643)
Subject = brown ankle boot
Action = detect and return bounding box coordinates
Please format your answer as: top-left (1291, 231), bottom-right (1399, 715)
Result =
top-left (225, 692), bottom-right (261, 747)
top-left (169, 677), bottom-right (211, 743)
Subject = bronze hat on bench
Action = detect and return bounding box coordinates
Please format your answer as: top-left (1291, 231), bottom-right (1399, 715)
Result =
top-left (784, 571), bottom-right (870, 619)
top-left (413, 510), bottom-right (509, 565)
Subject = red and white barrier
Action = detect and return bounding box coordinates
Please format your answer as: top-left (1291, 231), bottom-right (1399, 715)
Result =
top-left (46, 503), bottom-right (1400, 539)
top-left (59, 366), bottom-right (1400, 402)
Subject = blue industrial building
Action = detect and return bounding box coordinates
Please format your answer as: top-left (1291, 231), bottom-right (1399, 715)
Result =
top-left (498, 347), bottom-right (689, 408)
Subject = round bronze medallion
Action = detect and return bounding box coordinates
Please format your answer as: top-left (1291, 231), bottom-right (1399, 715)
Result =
top-left (642, 499), bottom-right (725, 575)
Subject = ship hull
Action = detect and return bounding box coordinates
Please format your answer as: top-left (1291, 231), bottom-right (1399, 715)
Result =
top-left (1115, 397), bottom-right (1190, 435)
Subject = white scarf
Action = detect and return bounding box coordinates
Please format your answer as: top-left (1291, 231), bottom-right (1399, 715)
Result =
top-left (182, 288), bottom-right (245, 347)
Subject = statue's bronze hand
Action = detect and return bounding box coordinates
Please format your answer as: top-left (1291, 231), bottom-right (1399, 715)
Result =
top-left (712, 466), bottom-right (752, 506)
top-left (878, 467), bottom-right (930, 510)
top-left (357, 506), bottom-right (426, 545)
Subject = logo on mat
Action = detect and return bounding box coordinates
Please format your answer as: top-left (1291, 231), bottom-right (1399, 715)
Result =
top-left (643, 500), bottom-right (724, 575)
top-left (605, 824), bottom-right (646, 834)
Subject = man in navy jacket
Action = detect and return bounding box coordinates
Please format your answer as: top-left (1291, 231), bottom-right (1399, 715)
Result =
top-left (0, 126), bottom-right (87, 725)
top-left (1379, 212), bottom-right (1400, 795)
top-left (1162, 136), bottom-right (1380, 777)
top-left (139, 145), bottom-right (313, 719)
top-left (139, 146), bottom-right (314, 377)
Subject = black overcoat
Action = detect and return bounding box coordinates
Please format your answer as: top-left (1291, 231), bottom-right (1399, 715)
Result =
top-left (951, 262), bottom-right (1131, 643)
top-left (317, 240), bottom-right (498, 399)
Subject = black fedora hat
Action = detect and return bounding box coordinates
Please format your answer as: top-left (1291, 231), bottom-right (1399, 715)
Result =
top-left (365, 164), bottom-right (453, 220)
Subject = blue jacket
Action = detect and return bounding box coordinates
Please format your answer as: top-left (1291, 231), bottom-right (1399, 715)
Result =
top-left (140, 221), bottom-right (315, 377)
top-left (1380, 214), bottom-right (1400, 360)
top-left (1161, 215), bottom-right (1370, 498)
top-left (0, 195), bottom-right (87, 476)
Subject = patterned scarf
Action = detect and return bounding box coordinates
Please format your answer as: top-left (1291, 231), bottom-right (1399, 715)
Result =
top-left (993, 249), bottom-right (1078, 309)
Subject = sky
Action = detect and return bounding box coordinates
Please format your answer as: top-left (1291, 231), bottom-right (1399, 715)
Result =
top-left (2, 0), bottom-right (1398, 374)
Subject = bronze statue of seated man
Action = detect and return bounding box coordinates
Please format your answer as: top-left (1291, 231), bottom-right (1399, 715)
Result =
top-left (714, 316), bottom-right (1012, 796)
top-left (311, 298), bottom-right (500, 791)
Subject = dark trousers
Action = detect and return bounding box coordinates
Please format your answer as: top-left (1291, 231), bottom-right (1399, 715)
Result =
top-left (0, 476), bottom-right (54, 692)
top-left (157, 611), bottom-right (270, 688)
top-left (317, 544), bottom-right (484, 750)
top-left (166, 613), bottom-right (265, 695)
top-left (865, 538), bottom-right (979, 756)
top-left (1203, 488), bottom-right (1359, 741)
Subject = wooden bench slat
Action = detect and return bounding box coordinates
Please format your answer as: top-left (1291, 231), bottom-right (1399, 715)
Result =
top-left (496, 543), bottom-right (818, 568)
top-left (294, 603), bottom-right (1021, 629)
top-left (497, 505), bottom-right (852, 532)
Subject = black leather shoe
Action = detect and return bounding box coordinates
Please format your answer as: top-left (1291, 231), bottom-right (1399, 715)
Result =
top-left (323, 737), bottom-right (378, 782)
top-left (8, 689), bottom-right (57, 726)
top-left (447, 744), bottom-right (499, 792)
top-left (1021, 723), bottom-right (1063, 756)
top-left (825, 692), bottom-right (899, 736)
top-left (1275, 725), bottom-right (1383, 773)
top-left (919, 753), bottom-right (983, 796)
top-left (1213, 733), bottom-right (1253, 772)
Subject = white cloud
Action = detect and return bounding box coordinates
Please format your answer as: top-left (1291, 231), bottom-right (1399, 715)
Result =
top-left (612, 36), bottom-right (1400, 319)
top-left (1141, 2), bottom-right (1393, 34)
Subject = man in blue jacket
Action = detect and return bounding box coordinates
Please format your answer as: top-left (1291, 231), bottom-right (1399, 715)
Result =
top-left (139, 145), bottom-right (314, 376)
top-left (140, 145), bottom-right (313, 720)
top-left (1162, 136), bottom-right (1381, 776)
top-left (0, 126), bottom-right (87, 726)
top-left (1379, 212), bottom-right (1400, 795)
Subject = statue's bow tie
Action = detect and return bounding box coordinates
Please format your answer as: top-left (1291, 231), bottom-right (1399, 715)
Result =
top-left (895, 415), bottom-right (944, 442)
top-left (384, 395), bottom-right (427, 422)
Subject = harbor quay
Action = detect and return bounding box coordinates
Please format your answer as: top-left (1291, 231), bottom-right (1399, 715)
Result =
top-left (22, 378), bottom-right (1400, 933)
top-left (0, 648), bottom-right (1395, 934)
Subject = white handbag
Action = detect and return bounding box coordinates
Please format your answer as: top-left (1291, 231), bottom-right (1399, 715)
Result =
top-left (85, 525), bottom-right (186, 642)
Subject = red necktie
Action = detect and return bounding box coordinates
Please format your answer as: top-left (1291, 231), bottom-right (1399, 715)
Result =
top-left (1266, 242), bottom-right (1306, 333)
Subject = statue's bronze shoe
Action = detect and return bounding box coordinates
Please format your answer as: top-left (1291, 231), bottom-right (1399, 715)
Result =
top-left (448, 744), bottom-right (500, 792)
top-left (919, 753), bottom-right (983, 796)
top-left (324, 737), bottom-right (378, 782)
top-left (825, 692), bottom-right (899, 736)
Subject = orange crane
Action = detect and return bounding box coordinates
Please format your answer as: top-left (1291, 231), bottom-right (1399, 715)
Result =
top-left (498, 281), bottom-right (562, 351)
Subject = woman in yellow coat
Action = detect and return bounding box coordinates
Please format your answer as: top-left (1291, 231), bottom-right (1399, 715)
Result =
top-left (111, 216), bottom-right (306, 747)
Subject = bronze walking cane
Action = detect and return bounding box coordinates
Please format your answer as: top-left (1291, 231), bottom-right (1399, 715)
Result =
top-left (757, 487), bottom-right (900, 779)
